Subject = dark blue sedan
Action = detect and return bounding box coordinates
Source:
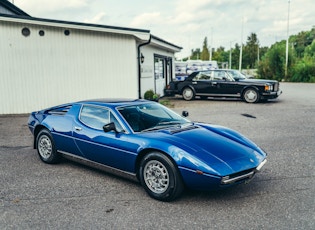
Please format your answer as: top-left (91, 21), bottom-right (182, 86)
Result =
top-left (28, 99), bottom-right (267, 201)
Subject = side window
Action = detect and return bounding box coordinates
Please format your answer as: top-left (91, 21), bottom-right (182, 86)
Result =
top-left (193, 72), bottom-right (211, 81)
top-left (213, 71), bottom-right (225, 80)
top-left (80, 106), bottom-right (109, 130)
top-left (80, 105), bottom-right (124, 132)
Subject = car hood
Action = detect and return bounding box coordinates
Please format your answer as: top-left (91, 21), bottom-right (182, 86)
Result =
top-left (143, 123), bottom-right (266, 176)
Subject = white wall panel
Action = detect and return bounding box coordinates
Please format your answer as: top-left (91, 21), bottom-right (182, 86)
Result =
top-left (0, 21), bottom-right (138, 114)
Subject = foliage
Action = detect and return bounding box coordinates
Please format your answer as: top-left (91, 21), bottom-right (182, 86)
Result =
top-left (190, 48), bottom-right (201, 60)
top-left (185, 27), bottom-right (315, 82)
top-left (290, 57), bottom-right (315, 82)
top-left (243, 33), bottom-right (259, 69)
top-left (200, 37), bottom-right (210, 60)
top-left (144, 89), bottom-right (159, 101)
top-left (257, 42), bottom-right (287, 81)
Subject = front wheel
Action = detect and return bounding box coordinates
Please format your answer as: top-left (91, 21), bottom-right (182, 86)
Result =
top-left (36, 129), bottom-right (61, 164)
top-left (139, 152), bottom-right (184, 201)
top-left (182, 87), bottom-right (195, 101)
top-left (243, 88), bottom-right (260, 103)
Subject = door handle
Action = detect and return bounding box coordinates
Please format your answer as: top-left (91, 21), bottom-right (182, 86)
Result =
top-left (212, 82), bottom-right (217, 85)
top-left (192, 81), bottom-right (197, 84)
top-left (74, 126), bottom-right (82, 131)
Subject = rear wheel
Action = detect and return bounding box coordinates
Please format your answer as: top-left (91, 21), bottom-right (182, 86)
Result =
top-left (36, 129), bottom-right (61, 164)
top-left (243, 88), bottom-right (260, 103)
top-left (139, 152), bottom-right (184, 201)
top-left (182, 87), bottom-right (195, 101)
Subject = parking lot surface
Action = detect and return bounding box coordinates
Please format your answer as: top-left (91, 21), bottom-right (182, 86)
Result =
top-left (1, 83), bottom-right (314, 229)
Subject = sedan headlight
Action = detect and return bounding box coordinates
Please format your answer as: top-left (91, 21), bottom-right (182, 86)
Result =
top-left (264, 84), bottom-right (273, 91)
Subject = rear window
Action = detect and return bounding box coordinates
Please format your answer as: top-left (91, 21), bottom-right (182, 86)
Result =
top-left (47, 105), bottom-right (72, 115)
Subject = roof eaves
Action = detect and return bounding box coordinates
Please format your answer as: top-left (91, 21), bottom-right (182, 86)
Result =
top-left (151, 34), bottom-right (182, 52)
top-left (0, 13), bottom-right (151, 40)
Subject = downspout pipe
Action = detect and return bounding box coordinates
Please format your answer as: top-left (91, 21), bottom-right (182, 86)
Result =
top-left (137, 35), bottom-right (152, 99)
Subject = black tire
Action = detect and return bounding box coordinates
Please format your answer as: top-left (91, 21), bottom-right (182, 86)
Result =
top-left (36, 129), bottom-right (61, 164)
top-left (243, 88), bottom-right (260, 103)
top-left (182, 87), bottom-right (195, 101)
top-left (139, 152), bottom-right (184, 201)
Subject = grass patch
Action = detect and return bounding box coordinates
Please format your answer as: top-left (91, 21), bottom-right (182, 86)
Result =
top-left (159, 99), bottom-right (174, 108)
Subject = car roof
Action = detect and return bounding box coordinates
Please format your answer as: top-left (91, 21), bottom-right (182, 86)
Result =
top-left (76, 98), bottom-right (150, 108)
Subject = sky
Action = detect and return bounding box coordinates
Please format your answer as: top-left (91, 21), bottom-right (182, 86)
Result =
top-left (12, 0), bottom-right (315, 59)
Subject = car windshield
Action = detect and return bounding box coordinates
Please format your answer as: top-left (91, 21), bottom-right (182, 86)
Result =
top-left (228, 70), bottom-right (247, 80)
top-left (117, 102), bottom-right (191, 132)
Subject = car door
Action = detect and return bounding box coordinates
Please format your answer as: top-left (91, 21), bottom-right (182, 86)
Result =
top-left (72, 105), bottom-right (139, 172)
top-left (191, 71), bottom-right (217, 95)
top-left (213, 70), bottom-right (240, 95)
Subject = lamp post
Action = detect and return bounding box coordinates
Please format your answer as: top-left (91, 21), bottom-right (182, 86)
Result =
top-left (229, 40), bottom-right (236, 69)
top-left (239, 18), bottom-right (244, 71)
top-left (285, 0), bottom-right (291, 81)
top-left (209, 27), bottom-right (213, 61)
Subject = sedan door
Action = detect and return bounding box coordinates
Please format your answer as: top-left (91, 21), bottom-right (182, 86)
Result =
top-left (72, 105), bottom-right (139, 172)
top-left (191, 71), bottom-right (217, 95)
top-left (212, 70), bottom-right (241, 96)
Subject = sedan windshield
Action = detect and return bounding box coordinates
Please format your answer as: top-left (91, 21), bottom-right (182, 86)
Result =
top-left (117, 102), bottom-right (191, 132)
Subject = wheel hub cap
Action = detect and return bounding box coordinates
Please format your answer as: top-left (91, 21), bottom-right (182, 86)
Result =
top-left (144, 160), bottom-right (169, 194)
top-left (38, 136), bottom-right (52, 159)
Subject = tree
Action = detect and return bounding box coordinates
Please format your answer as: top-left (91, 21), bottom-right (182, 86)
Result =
top-left (200, 37), bottom-right (210, 60)
top-left (232, 43), bottom-right (240, 69)
top-left (212, 46), bottom-right (228, 67)
top-left (257, 41), bottom-right (294, 81)
top-left (190, 48), bottom-right (201, 60)
top-left (243, 33), bottom-right (259, 69)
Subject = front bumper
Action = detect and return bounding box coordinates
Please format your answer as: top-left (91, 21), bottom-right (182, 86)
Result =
top-left (221, 159), bottom-right (267, 185)
top-left (261, 90), bottom-right (282, 99)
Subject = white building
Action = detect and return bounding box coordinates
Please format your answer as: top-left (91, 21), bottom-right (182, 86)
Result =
top-left (0, 0), bottom-right (181, 114)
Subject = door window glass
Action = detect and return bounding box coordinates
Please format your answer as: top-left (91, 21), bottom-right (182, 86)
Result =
top-left (193, 71), bottom-right (211, 81)
top-left (80, 105), bottom-right (123, 131)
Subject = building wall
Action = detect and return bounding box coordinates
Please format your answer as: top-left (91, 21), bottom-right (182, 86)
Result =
top-left (0, 21), bottom-right (138, 114)
top-left (140, 45), bottom-right (175, 97)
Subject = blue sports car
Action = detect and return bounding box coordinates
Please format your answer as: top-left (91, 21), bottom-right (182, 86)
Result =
top-left (28, 99), bottom-right (267, 201)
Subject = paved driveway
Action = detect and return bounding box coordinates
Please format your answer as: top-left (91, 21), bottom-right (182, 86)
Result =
top-left (1, 83), bottom-right (314, 229)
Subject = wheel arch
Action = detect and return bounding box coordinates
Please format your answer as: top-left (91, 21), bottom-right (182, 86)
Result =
top-left (241, 85), bottom-right (260, 97)
top-left (33, 125), bottom-right (49, 149)
top-left (135, 148), bottom-right (180, 180)
top-left (179, 84), bottom-right (196, 95)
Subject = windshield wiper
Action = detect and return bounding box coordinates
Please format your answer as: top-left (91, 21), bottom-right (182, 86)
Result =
top-left (156, 121), bottom-right (182, 126)
top-left (141, 121), bottom-right (191, 132)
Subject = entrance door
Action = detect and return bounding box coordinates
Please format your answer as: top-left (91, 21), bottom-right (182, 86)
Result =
top-left (154, 56), bottom-right (172, 96)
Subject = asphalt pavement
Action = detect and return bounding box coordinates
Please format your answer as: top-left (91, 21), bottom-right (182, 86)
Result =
top-left (0, 82), bottom-right (314, 229)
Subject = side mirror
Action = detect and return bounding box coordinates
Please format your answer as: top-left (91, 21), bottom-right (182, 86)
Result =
top-left (103, 122), bottom-right (118, 133)
top-left (182, 111), bottom-right (189, 117)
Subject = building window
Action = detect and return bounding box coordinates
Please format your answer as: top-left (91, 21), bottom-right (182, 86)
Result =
top-left (21, 27), bottom-right (30, 37)
top-left (39, 30), bottom-right (45, 36)
top-left (64, 30), bottom-right (70, 36)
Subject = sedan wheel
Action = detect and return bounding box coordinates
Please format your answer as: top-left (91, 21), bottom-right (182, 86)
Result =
top-left (36, 129), bottom-right (61, 164)
top-left (243, 88), bottom-right (259, 103)
top-left (182, 87), bottom-right (195, 101)
top-left (139, 152), bottom-right (184, 201)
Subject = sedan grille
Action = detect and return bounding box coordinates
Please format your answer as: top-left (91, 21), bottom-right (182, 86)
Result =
top-left (273, 83), bottom-right (279, 92)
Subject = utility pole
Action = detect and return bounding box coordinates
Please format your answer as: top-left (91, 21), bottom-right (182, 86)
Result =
top-left (239, 18), bottom-right (244, 71)
top-left (209, 27), bottom-right (213, 61)
top-left (285, 0), bottom-right (291, 81)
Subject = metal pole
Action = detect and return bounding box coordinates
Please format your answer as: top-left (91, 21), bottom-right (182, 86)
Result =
top-left (285, 0), bottom-right (290, 81)
top-left (209, 27), bottom-right (213, 61)
top-left (229, 41), bottom-right (232, 69)
top-left (239, 18), bottom-right (243, 71)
